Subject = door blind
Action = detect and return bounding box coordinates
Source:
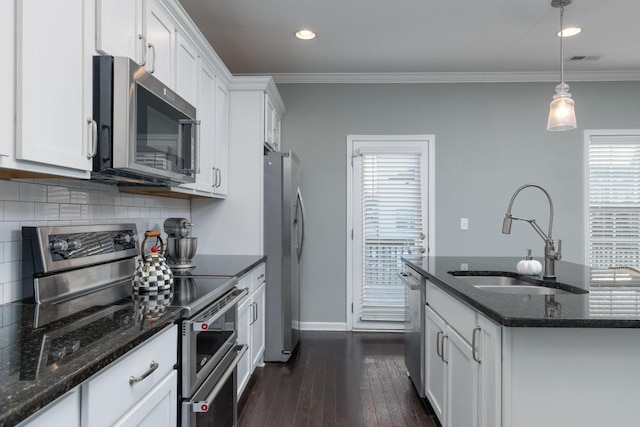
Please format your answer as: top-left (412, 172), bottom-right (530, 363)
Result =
top-left (588, 134), bottom-right (640, 270)
top-left (360, 152), bottom-right (424, 322)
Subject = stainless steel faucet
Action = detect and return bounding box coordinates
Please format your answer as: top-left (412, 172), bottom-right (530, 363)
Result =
top-left (502, 184), bottom-right (562, 280)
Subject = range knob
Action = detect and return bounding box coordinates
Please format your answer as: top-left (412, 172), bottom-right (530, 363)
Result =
top-left (115, 233), bottom-right (133, 245)
top-left (66, 238), bottom-right (82, 251)
top-left (50, 239), bottom-right (69, 253)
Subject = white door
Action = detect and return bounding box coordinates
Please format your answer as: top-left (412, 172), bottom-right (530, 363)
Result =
top-left (348, 135), bottom-right (434, 330)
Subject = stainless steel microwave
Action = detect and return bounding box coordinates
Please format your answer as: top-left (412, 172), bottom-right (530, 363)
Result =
top-left (92, 56), bottom-right (199, 185)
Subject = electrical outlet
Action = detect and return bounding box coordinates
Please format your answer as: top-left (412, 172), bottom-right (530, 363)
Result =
top-left (460, 218), bottom-right (469, 230)
top-left (460, 263), bottom-right (469, 271)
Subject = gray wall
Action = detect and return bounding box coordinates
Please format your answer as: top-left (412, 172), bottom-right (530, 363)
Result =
top-left (277, 81), bottom-right (640, 325)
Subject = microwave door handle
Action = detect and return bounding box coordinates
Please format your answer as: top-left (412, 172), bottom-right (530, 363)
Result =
top-left (194, 120), bottom-right (201, 174)
top-left (191, 345), bottom-right (248, 413)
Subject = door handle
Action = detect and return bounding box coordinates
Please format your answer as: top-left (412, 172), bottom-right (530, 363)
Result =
top-left (436, 331), bottom-right (443, 358)
top-left (86, 118), bottom-right (98, 159)
top-left (472, 326), bottom-right (482, 363)
top-left (147, 42), bottom-right (156, 73)
top-left (138, 34), bottom-right (147, 66)
top-left (192, 345), bottom-right (248, 413)
top-left (129, 360), bottom-right (159, 385)
top-left (441, 334), bottom-right (449, 363)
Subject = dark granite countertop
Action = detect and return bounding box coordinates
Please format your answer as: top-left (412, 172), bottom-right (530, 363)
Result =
top-left (403, 256), bottom-right (640, 328)
top-left (0, 301), bottom-right (181, 427)
top-left (187, 254), bottom-right (265, 278)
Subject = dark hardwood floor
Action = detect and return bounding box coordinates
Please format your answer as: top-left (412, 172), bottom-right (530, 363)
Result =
top-left (238, 331), bottom-right (438, 427)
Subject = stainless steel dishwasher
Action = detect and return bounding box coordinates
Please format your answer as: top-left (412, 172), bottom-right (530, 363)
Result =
top-left (400, 265), bottom-right (426, 397)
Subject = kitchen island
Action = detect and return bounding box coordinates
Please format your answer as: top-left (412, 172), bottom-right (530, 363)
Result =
top-left (403, 256), bottom-right (640, 427)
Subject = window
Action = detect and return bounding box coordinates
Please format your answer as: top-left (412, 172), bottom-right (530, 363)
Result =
top-left (586, 130), bottom-right (640, 317)
top-left (586, 130), bottom-right (640, 269)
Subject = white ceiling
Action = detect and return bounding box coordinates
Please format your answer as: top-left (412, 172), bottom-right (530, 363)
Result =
top-left (178, 0), bottom-right (640, 81)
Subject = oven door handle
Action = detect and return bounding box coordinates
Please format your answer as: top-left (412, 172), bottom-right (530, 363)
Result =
top-left (192, 288), bottom-right (248, 332)
top-left (191, 344), bottom-right (248, 413)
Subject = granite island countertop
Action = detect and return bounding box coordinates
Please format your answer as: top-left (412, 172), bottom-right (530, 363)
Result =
top-left (0, 301), bottom-right (181, 427)
top-left (403, 256), bottom-right (640, 328)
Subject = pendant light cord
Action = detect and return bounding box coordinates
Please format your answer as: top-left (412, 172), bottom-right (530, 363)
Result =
top-left (559, 4), bottom-right (565, 85)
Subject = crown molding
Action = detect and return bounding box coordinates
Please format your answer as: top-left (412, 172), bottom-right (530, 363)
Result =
top-left (228, 76), bottom-right (286, 115)
top-left (250, 70), bottom-right (640, 84)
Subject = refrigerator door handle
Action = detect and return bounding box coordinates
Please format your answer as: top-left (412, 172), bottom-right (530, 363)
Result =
top-left (296, 188), bottom-right (306, 259)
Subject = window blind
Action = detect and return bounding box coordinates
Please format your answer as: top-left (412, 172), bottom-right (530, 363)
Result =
top-left (588, 134), bottom-right (640, 270)
top-left (360, 152), bottom-right (424, 322)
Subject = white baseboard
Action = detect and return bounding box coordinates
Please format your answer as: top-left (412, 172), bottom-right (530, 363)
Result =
top-left (299, 321), bottom-right (347, 331)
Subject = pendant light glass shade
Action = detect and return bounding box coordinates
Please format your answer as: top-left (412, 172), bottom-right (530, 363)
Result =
top-left (547, 82), bottom-right (577, 131)
top-left (547, 0), bottom-right (577, 132)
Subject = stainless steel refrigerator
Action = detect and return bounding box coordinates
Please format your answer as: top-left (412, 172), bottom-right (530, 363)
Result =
top-left (263, 151), bottom-right (305, 362)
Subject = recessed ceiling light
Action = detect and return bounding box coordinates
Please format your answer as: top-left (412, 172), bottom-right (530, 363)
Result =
top-left (295, 29), bottom-right (316, 40)
top-left (557, 27), bottom-right (582, 37)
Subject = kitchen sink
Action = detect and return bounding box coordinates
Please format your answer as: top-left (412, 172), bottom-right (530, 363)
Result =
top-left (447, 271), bottom-right (588, 295)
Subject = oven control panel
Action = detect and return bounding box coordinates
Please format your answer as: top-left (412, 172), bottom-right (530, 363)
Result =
top-left (48, 229), bottom-right (138, 261)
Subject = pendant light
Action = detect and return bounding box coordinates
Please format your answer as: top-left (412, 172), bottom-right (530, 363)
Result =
top-left (547, 0), bottom-right (577, 131)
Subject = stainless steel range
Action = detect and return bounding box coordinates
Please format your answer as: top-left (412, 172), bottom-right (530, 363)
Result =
top-left (172, 272), bottom-right (247, 427)
top-left (21, 224), bottom-right (247, 427)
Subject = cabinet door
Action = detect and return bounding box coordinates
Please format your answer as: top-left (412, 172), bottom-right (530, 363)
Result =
top-left (175, 32), bottom-right (199, 107)
top-left (95, 0), bottom-right (144, 63)
top-left (264, 94), bottom-right (275, 146)
top-left (273, 112), bottom-right (281, 151)
top-left (183, 58), bottom-right (216, 193)
top-left (251, 282), bottom-right (266, 370)
top-left (237, 296), bottom-right (252, 399)
top-left (17, 388), bottom-right (80, 427)
top-left (145, 0), bottom-right (175, 88)
top-left (425, 306), bottom-right (446, 422)
top-left (17, 0), bottom-right (94, 172)
top-left (446, 326), bottom-right (478, 427)
top-left (213, 77), bottom-right (229, 196)
top-left (476, 315), bottom-right (502, 427)
top-left (112, 370), bottom-right (177, 427)
top-left (0, 0), bottom-right (13, 158)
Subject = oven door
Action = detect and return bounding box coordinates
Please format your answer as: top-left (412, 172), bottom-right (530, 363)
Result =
top-left (182, 344), bottom-right (247, 427)
top-left (182, 288), bottom-right (248, 395)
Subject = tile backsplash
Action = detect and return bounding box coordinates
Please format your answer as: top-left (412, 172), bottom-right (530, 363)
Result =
top-left (0, 178), bottom-right (190, 304)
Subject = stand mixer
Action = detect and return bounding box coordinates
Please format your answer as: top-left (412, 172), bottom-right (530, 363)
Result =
top-left (163, 218), bottom-right (197, 270)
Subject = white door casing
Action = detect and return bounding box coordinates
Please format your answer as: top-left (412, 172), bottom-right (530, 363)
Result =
top-left (347, 135), bottom-right (435, 331)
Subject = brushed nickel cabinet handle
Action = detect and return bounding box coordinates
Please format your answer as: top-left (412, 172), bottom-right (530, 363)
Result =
top-left (138, 34), bottom-right (147, 66)
top-left (129, 360), bottom-right (159, 385)
top-left (472, 326), bottom-right (482, 363)
top-left (87, 118), bottom-right (98, 159)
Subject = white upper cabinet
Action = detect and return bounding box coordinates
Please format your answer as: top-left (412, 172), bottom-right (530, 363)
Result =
top-left (16, 0), bottom-right (94, 172)
top-left (145, 0), bottom-right (176, 88)
top-left (0, 0), bottom-right (14, 158)
top-left (182, 56), bottom-right (215, 193)
top-left (175, 32), bottom-right (199, 107)
top-left (213, 77), bottom-right (229, 197)
top-left (95, 0), bottom-right (145, 63)
top-left (264, 93), bottom-right (282, 151)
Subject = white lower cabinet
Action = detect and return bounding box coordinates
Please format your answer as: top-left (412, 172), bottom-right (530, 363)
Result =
top-left (425, 306), bottom-right (446, 421)
top-left (425, 282), bottom-right (501, 427)
top-left (236, 263), bottom-right (266, 399)
top-left (81, 325), bottom-right (178, 427)
top-left (112, 370), bottom-right (178, 427)
top-left (17, 388), bottom-right (81, 427)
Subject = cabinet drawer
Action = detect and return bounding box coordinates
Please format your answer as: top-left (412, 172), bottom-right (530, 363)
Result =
top-left (82, 325), bottom-right (177, 427)
top-left (427, 282), bottom-right (476, 343)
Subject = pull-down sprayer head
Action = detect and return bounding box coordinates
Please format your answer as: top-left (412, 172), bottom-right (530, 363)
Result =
top-left (502, 215), bottom-right (513, 234)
